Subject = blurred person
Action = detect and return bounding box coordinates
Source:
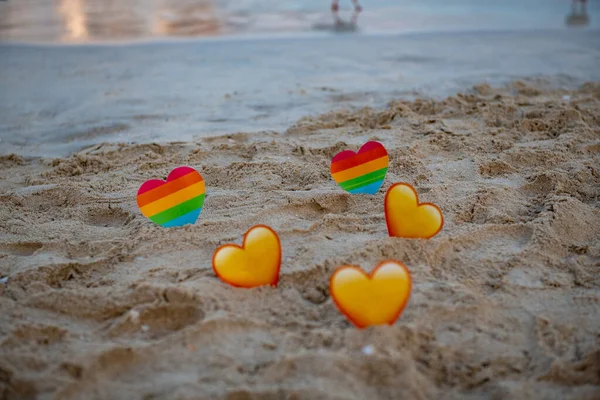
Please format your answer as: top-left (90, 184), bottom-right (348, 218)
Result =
top-left (566, 0), bottom-right (589, 27)
top-left (331, 0), bottom-right (362, 24)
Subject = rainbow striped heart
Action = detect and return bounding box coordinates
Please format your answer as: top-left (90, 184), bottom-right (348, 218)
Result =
top-left (137, 166), bottom-right (205, 228)
top-left (330, 141), bottom-right (388, 194)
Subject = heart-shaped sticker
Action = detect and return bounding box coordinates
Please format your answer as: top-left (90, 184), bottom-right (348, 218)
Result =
top-left (330, 141), bottom-right (388, 194)
top-left (384, 182), bottom-right (443, 239)
top-left (330, 260), bottom-right (412, 328)
top-left (137, 166), bottom-right (205, 227)
top-left (212, 225), bottom-right (281, 288)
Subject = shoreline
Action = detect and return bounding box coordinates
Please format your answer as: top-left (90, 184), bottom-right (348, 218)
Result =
top-left (2, 78), bottom-right (597, 163)
top-left (1, 27), bottom-right (598, 48)
top-left (2, 29), bottom-right (600, 158)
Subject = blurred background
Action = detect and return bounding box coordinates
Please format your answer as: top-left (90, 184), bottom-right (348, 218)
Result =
top-left (0, 0), bottom-right (598, 43)
top-left (0, 1), bottom-right (599, 156)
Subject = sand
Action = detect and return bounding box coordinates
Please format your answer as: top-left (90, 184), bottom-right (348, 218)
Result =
top-left (0, 81), bottom-right (599, 400)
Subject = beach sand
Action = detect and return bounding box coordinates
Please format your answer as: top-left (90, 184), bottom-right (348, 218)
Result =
top-left (1, 81), bottom-right (599, 399)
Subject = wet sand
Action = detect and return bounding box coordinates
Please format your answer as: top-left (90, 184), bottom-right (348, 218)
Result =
top-left (1, 81), bottom-right (599, 399)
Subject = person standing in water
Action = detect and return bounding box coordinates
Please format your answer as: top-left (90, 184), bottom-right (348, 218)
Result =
top-left (331, 0), bottom-right (362, 24)
top-left (566, 0), bottom-right (590, 27)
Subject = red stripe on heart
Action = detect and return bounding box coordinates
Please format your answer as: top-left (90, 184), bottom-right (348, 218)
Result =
top-left (330, 142), bottom-right (388, 174)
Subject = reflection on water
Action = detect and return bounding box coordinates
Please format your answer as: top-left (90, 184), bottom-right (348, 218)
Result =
top-left (153, 0), bottom-right (221, 37)
top-left (0, 0), bottom-right (598, 43)
top-left (0, 0), bottom-right (222, 43)
top-left (59, 0), bottom-right (88, 41)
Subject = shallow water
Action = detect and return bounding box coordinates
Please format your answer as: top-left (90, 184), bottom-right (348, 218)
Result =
top-left (0, 0), bottom-right (599, 43)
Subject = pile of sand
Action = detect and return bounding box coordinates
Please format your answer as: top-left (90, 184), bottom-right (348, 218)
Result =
top-left (1, 82), bottom-right (599, 399)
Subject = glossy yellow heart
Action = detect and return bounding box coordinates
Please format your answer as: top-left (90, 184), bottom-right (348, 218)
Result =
top-left (330, 261), bottom-right (412, 328)
top-left (384, 182), bottom-right (444, 239)
top-left (212, 225), bottom-right (281, 288)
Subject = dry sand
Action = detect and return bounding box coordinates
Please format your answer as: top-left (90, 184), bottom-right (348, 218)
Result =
top-left (1, 81), bottom-right (599, 400)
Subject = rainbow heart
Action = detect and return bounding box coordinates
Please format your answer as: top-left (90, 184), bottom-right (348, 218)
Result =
top-left (330, 141), bottom-right (389, 194)
top-left (137, 166), bottom-right (205, 227)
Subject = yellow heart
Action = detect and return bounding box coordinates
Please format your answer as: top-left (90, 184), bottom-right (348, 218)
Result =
top-left (384, 182), bottom-right (444, 239)
top-left (330, 261), bottom-right (412, 328)
top-left (212, 225), bottom-right (281, 288)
